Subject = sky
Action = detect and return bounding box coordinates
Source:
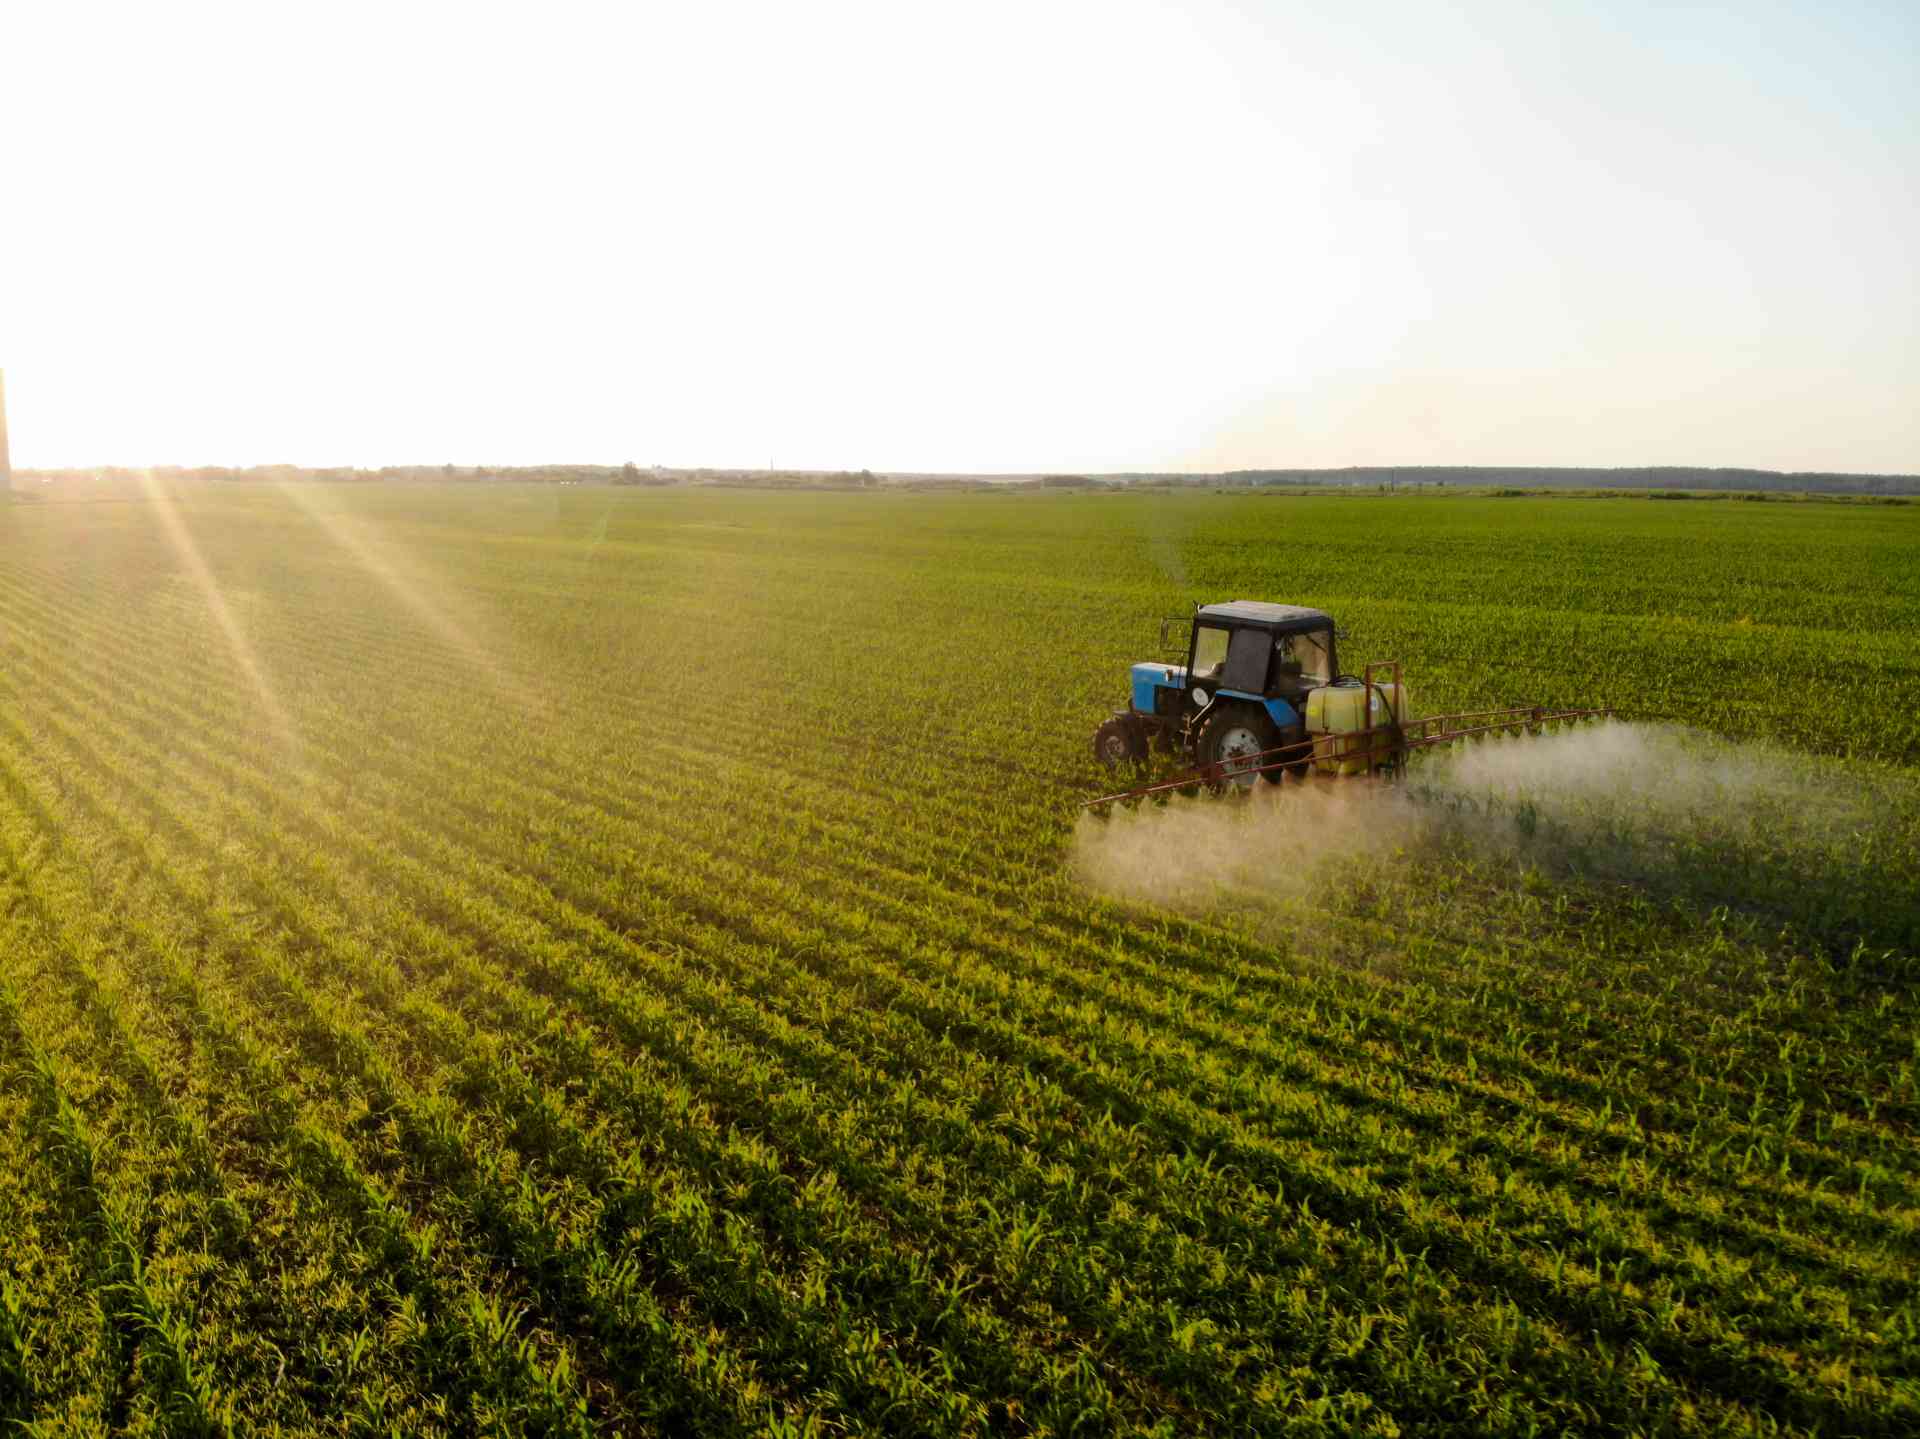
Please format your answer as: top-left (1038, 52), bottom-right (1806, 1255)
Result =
top-left (2, 0), bottom-right (1914, 473)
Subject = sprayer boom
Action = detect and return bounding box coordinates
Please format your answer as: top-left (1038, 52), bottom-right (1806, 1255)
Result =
top-left (1087, 600), bottom-right (1612, 809)
top-left (1085, 701), bottom-right (1612, 809)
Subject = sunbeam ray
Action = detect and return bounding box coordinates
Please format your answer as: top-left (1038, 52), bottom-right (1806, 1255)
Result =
top-left (273, 480), bottom-right (544, 718)
top-left (136, 469), bottom-right (300, 753)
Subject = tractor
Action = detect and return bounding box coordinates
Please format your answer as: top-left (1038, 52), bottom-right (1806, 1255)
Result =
top-left (1089, 601), bottom-right (1609, 805)
top-left (1094, 601), bottom-right (1363, 788)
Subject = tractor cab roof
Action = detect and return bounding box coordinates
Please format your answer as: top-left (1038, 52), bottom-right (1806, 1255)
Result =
top-left (1195, 601), bottom-right (1332, 634)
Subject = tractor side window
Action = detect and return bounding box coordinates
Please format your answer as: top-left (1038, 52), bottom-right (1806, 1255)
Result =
top-left (1293, 630), bottom-right (1332, 682)
top-left (1191, 625), bottom-right (1229, 680)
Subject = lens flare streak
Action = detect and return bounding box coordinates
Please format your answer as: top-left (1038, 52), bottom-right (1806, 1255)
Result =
top-left (274, 481), bottom-right (542, 717)
top-left (136, 469), bottom-right (299, 751)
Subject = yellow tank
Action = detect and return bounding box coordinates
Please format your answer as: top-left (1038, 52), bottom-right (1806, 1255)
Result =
top-left (1306, 681), bottom-right (1408, 775)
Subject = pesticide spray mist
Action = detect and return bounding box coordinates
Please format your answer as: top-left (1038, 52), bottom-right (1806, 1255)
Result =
top-left (1072, 721), bottom-right (1920, 959)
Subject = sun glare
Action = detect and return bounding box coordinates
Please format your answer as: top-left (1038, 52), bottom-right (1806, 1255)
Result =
top-left (274, 481), bottom-right (545, 718)
top-left (135, 469), bottom-right (300, 753)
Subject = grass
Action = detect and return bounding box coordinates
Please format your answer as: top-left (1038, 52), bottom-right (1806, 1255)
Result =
top-left (0, 480), bottom-right (1915, 1435)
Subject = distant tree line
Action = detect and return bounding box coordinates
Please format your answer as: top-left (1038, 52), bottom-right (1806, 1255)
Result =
top-left (1112, 466), bottom-right (1920, 496)
top-left (18, 463), bottom-right (1915, 497)
top-left (13, 464), bottom-right (889, 489)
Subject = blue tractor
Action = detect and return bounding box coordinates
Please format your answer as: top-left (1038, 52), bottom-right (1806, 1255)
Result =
top-left (1093, 601), bottom-right (1344, 787)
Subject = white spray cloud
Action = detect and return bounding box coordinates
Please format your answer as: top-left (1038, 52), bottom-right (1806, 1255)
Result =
top-left (1073, 722), bottom-right (1920, 956)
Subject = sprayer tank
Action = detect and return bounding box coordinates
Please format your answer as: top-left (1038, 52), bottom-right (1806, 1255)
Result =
top-left (1306, 681), bottom-right (1408, 775)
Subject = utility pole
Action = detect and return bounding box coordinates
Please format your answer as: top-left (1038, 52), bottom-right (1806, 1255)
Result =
top-left (0, 370), bottom-right (11, 493)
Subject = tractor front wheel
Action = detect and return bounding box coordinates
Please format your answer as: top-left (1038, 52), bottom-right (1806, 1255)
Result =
top-left (1093, 714), bottom-right (1148, 768)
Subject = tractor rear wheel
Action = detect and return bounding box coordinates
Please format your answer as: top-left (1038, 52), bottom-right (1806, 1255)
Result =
top-left (1093, 714), bottom-right (1147, 768)
top-left (1199, 705), bottom-right (1279, 791)
top-left (1271, 724), bottom-right (1310, 783)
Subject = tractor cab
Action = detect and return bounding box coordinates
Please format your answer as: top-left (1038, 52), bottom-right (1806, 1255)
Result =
top-left (1183, 602), bottom-right (1336, 703)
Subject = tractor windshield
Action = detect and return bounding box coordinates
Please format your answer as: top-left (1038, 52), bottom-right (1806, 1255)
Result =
top-left (1277, 629), bottom-right (1333, 684)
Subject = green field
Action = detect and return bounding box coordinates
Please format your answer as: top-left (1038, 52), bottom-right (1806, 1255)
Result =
top-left (1, 482), bottom-right (1916, 1436)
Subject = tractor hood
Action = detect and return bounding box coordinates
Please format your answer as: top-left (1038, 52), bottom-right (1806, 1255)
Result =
top-left (1131, 661), bottom-right (1185, 713)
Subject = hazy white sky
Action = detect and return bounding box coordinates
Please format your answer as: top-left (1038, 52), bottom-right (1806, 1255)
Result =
top-left (3, 0), bottom-right (1914, 472)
